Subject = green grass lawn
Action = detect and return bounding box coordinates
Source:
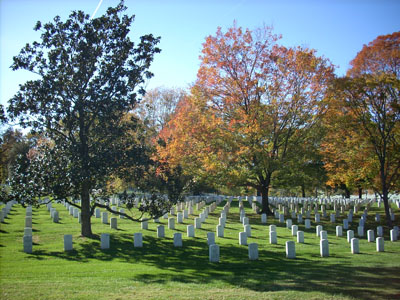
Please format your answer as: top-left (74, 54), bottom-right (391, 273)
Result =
top-left (1, 199), bottom-right (399, 300)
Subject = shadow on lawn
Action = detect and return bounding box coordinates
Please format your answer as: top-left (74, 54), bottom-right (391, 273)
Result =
top-left (26, 233), bottom-right (400, 300)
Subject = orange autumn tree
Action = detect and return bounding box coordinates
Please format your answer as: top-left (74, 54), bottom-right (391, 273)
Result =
top-left (323, 32), bottom-right (400, 227)
top-left (321, 95), bottom-right (376, 197)
top-left (159, 24), bottom-right (334, 214)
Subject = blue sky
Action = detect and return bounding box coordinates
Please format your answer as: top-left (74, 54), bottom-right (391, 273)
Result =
top-left (1, 0), bottom-right (400, 110)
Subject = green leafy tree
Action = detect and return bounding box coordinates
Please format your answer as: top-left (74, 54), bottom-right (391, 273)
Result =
top-left (0, 104), bottom-right (6, 124)
top-left (6, 1), bottom-right (162, 237)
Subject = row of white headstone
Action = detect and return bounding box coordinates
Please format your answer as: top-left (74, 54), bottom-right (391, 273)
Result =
top-left (19, 195), bottom-right (398, 257)
top-left (0, 200), bottom-right (17, 222)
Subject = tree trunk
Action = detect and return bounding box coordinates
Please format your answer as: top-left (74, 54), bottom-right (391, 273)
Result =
top-left (259, 185), bottom-right (273, 215)
top-left (260, 172), bottom-right (273, 215)
top-left (301, 184), bottom-right (306, 198)
top-left (382, 188), bottom-right (392, 228)
top-left (358, 187), bottom-right (362, 199)
top-left (80, 182), bottom-right (93, 237)
top-left (343, 185), bottom-right (351, 199)
top-left (380, 162), bottom-right (393, 228)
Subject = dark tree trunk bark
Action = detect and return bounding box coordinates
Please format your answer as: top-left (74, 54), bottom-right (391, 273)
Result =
top-left (380, 163), bottom-right (393, 228)
top-left (382, 189), bottom-right (392, 228)
top-left (80, 182), bottom-right (93, 237)
top-left (260, 185), bottom-right (273, 215)
top-left (260, 172), bottom-right (273, 215)
top-left (343, 185), bottom-right (351, 199)
top-left (301, 184), bottom-right (306, 198)
top-left (79, 110), bottom-right (93, 238)
top-left (358, 187), bottom-right (362, 199)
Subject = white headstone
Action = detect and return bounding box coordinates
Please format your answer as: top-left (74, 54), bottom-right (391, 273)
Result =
top-left (23, 235), bottom-right (33, 253)
top-left (269, 225), bottom-right (276, 232)
top-left (270, 231), bottom-right (277, 244)
top-left (305, 219), bottom-right (311, 229)
top-left (377, 226), bottom-right (383, 237)
top-left (177, 212), bottom-right (183, 224)
top-left (101, 233), bottom-right (110, 249)
top-left (248, 243), bottom-right (258, 260)
top-left (376, 237), bottom-right (384, 252)
top-left (25, 216), bottom-right (32, 228)
top-left (316, 225), bottom-right (323, 237)
top-left (347, 230), bottom-right (354, 243)
top-left (279, 214), bottom-right (285, 223)
top-left (367, 229), bottom-right (375, 242)
top-left (394, 226), bottom-right (399, 238)
top-left (239, 231), bottom-right (247, 245)
top-left (134, 233), bottom-right (143, 247)
top-left (297, 214), bottom-right (303, 224)
top-left (216, 225), bottom-right (224, 237)
top-left (343, 219), bottom-right (349, 230)
top-left (390, 229), bottom-right (397, 242)
top-left (194, 217), bottom-right (201, 229)
top-left (24, 227), bottom-right (32, 236)
top-left (330, 213), bottom-right (335, 223)
top-left (286, 219), bottom-right (292, 229)
top-left (242, 217), bottom-right (249, 226)
top-left (220, 212), bottom-right (226, 221)
top-left (157, 225), bottom-right (165, 238)
top-left (168, 217), bottom-right (175, 230)
top-left (297, 231), bottom-right (304, 243)
top-left (173, 232), bottom-right (182, 247)
top-left (351, 238), bottom-right (359, 254)
top-left (64, 234), bottom-right (73, 251)
top-left (315, 213), bottom-right (320, 223)
top-left (102, 212), bottom-right (108, 224)
top-left (207, 232), bottom-right (215, 245)
top-left (52, 211), bottom-right (59, 223)
top-left (320, 239), bottom-right (329, 257)
top-left (261, 213), bottom-right (267, 224)
top-left (286, 241), bottom-right (296, 259)
top-left (209, 244), bottom-right (220, 263)
top-left (110, 217), bottom-right (117, 229)
top-left (95, 208), bottom-right (101, 218)
top-left (348, 213), bottom-right (353, 223)
top-left (187, 225), bottom-right (195, 237)
top-left (336, 226), bottom-right (343, 237)
top-left (141, 220), bottom-right (148, 230)
top-left (291, 225), bottom-right (298, 236)
top-left (357, 226), bottom-right (364, 237)
top-left (244, 224), bottom-right (251, 237)
top-left (320, 230), bottom-right (328, 240)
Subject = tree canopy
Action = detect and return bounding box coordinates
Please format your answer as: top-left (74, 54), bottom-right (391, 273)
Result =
top-left (158, 24), bottom-right (335, 214)
top-left (322, 31), bottom-right (400, 226)
top-left (5, 1), bottom-right (163, 237)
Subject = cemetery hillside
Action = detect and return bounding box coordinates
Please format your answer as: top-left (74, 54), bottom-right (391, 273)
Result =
top-left (0, 1), bottom-right (399, 299)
